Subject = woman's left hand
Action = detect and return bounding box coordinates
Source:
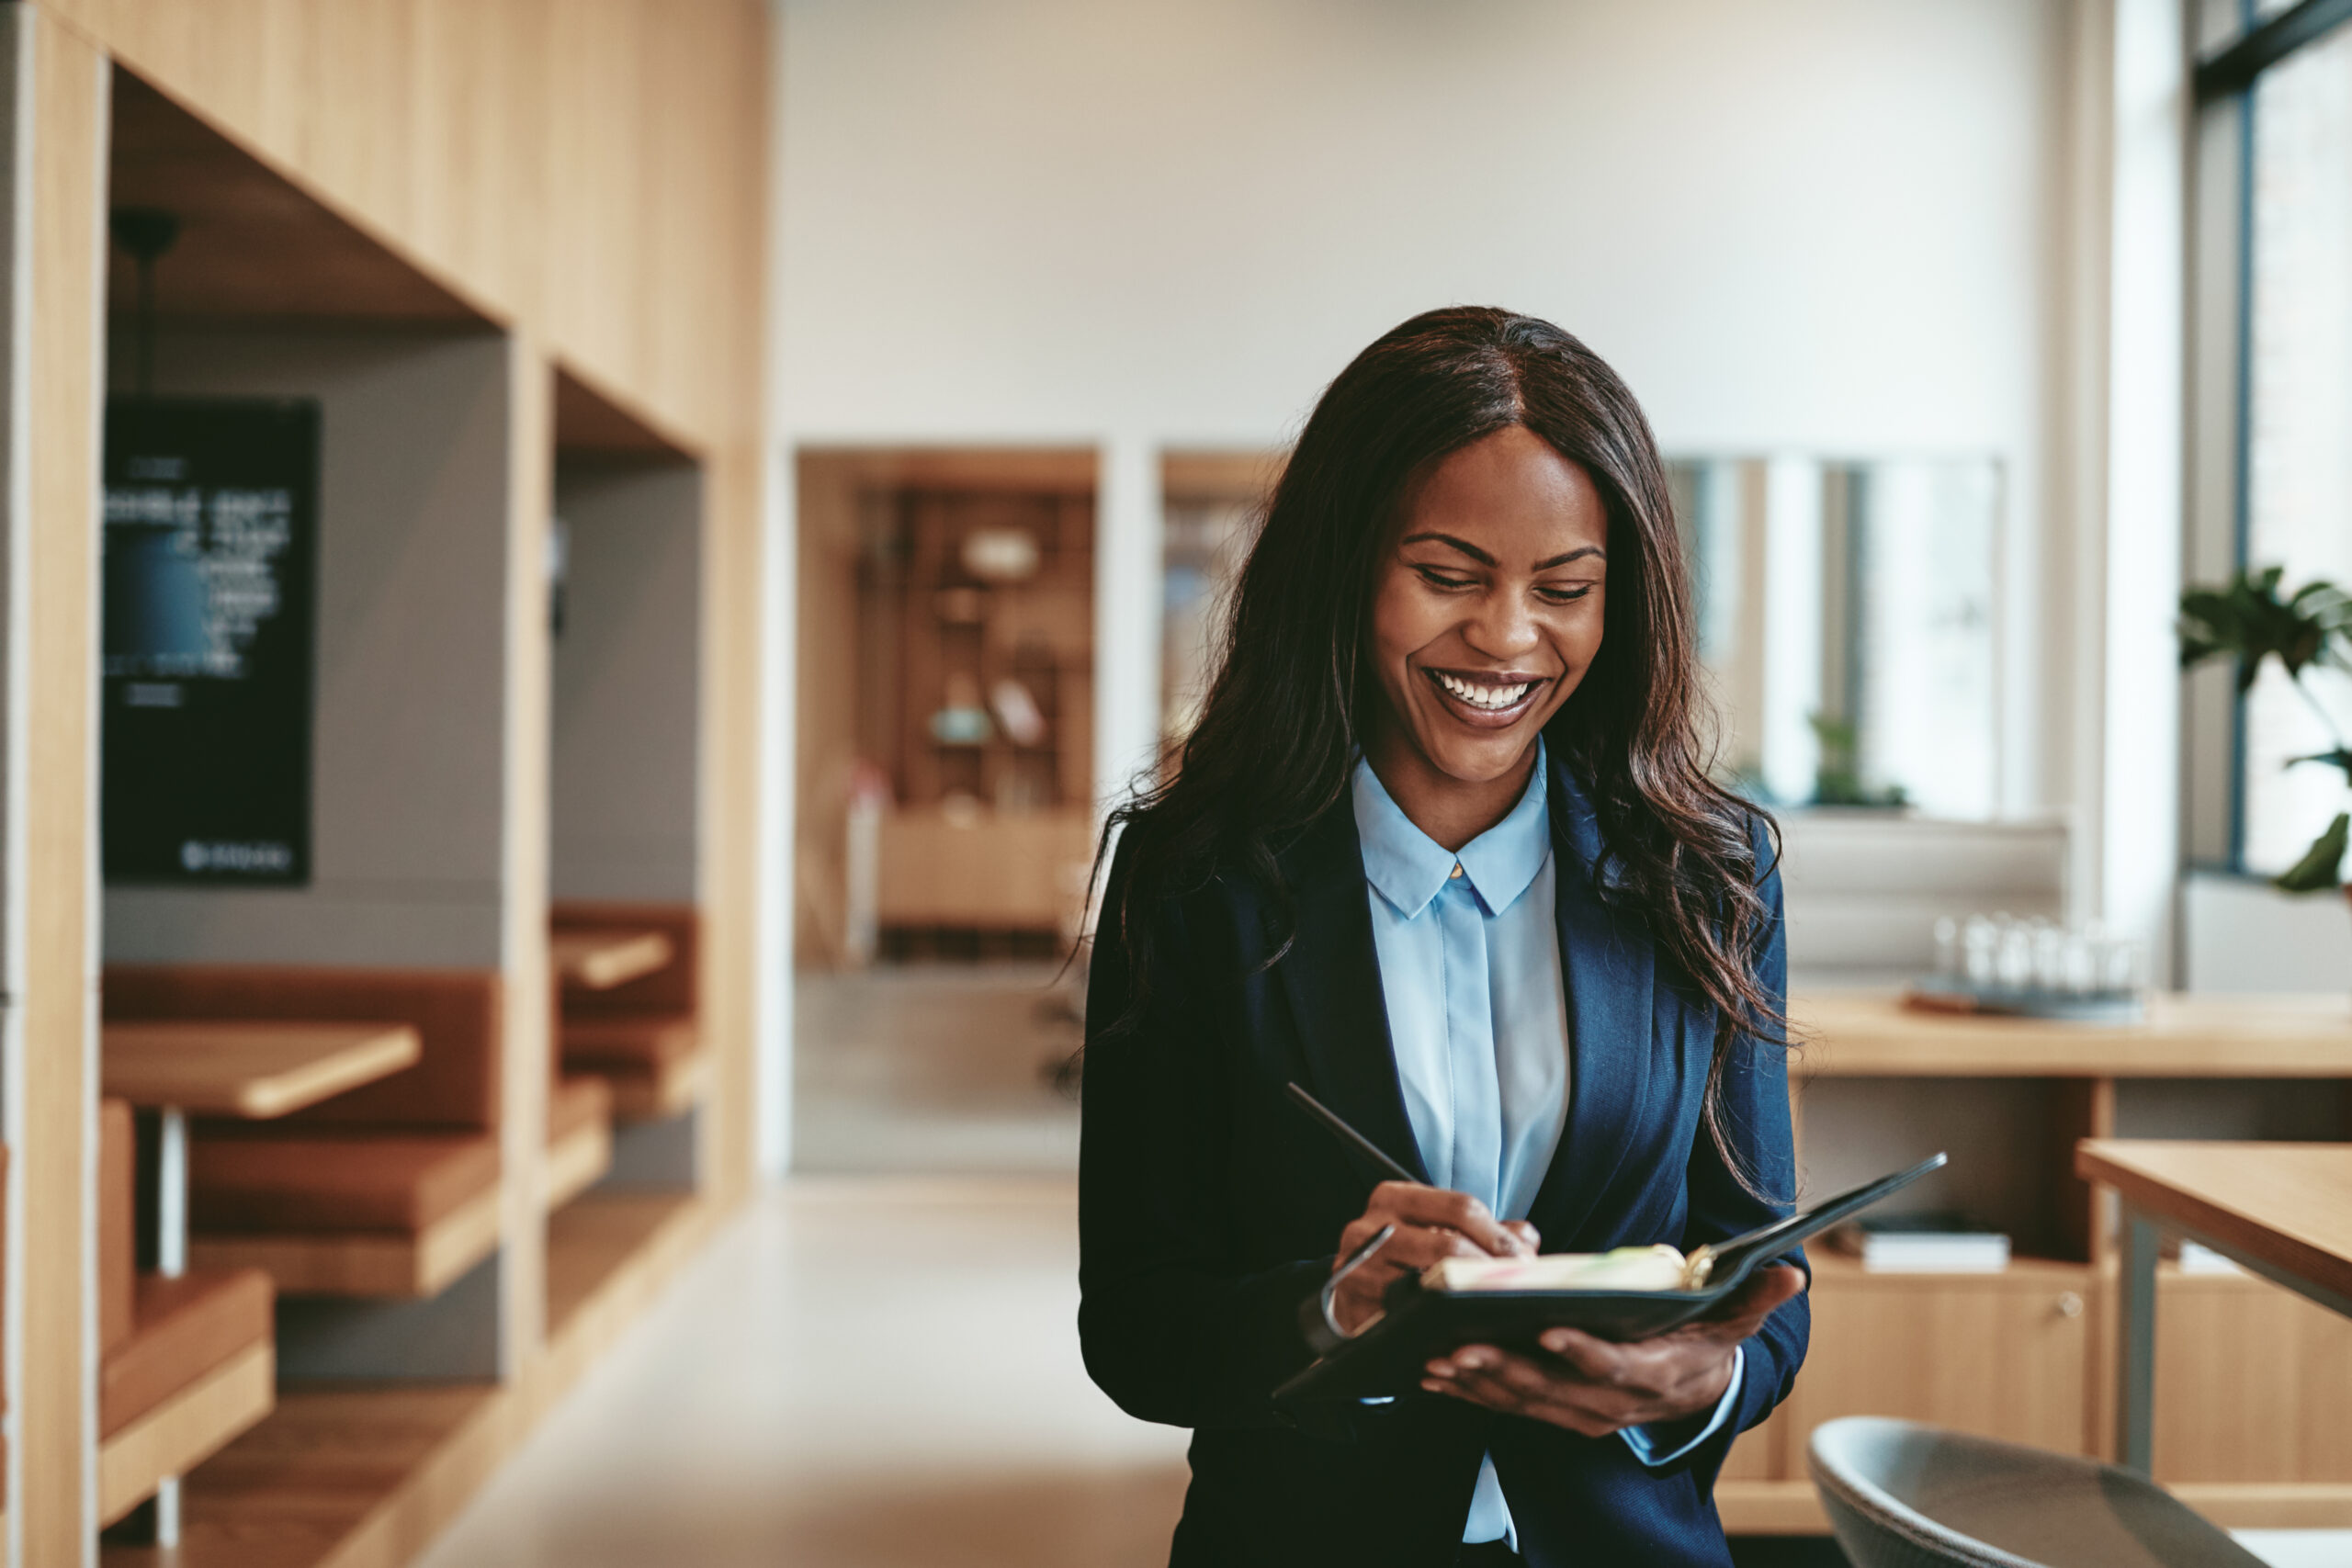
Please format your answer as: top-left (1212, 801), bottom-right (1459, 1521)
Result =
top-left (1419, 1264), bottom-right (1804, 1435)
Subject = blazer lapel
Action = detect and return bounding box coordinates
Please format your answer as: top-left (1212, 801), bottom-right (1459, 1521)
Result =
top-left (1272, 804), bottom-right (1432, 1185)
top-left (1525, 762), bottom-right (1657, 1247)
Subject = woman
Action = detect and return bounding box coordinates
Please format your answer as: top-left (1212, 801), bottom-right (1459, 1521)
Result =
top-left (1079, 307), bottom-right (1806, 1568)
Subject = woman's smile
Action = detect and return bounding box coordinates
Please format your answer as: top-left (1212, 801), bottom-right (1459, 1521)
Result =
top-left (1422, 666), bottom-right (1553, 727)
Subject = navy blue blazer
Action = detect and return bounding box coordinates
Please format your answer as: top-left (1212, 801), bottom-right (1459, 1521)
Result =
top-left (1078, 757), bottom-right (1807, 1567)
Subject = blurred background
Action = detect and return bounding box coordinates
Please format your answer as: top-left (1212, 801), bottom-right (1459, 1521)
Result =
top-left (29, 3), bottom-right (2352, 1567)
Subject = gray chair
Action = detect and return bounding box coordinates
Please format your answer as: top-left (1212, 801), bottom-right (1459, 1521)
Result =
top-left (1806, 1417), bottom-right (2268, 1568)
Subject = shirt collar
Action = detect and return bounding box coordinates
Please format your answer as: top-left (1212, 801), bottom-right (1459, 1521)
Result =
top-left (1351, 742), bottom-right (1553, 920)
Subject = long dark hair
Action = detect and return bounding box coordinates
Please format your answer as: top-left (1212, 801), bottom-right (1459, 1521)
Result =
top-left (1100, 306), bottom-right (1784, 1186)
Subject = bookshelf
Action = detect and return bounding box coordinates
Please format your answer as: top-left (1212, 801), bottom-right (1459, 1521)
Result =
top-left (797, 449), bottom-right (1099, 961)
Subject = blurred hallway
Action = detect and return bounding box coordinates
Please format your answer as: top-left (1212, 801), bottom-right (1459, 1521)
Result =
top-left (792, 964), bottom-right (1084, 1174)
top-left (416, 1180), bottom-right (1186, 1568)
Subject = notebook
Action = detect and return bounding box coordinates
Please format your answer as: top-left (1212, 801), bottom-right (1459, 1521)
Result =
top-left (1272, 1151), bottom-right (1948, 1409)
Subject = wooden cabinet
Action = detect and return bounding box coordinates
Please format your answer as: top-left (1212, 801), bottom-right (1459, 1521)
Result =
top-left (1784, 1258), bottom-right (2094, 1455)
top-left (874, 807), bottom-right (1094, 931)
top-left (1715, 991), bottom-right (2352, 1536)
top-left (2154, 1265), bottom-right (2352, 1484)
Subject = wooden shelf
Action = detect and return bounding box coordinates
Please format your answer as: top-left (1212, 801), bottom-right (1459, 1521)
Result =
top-left (99, 1383), bottom-right (503, 1568)
top-left (1792, 989), bottom-right (2352, 1077)
top-left (97, 1196), bottom-right (718, 1568)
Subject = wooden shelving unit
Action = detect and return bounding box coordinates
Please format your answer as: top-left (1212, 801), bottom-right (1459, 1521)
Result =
top-left (1717, 990), bottom-right (2352, 1535)
top-left (797, 449), bottom-right (1099, 961)
top-left (0, 4), bottom-right (771, 1563)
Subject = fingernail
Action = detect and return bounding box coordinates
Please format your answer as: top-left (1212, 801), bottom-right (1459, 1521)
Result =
top-left (1421, 1380), bottom-right (1444, 1394)
top-left (1424, 1360), bottom-right (1453, 1379)
top-left (1457, 1350), bottom-right (1487, 1370)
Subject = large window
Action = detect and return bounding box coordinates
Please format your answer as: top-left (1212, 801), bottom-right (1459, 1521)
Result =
top-left (2197, 0), bottom-right (2352, 874)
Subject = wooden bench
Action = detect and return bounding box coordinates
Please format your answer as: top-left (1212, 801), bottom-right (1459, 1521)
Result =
top-left (104, 968), bottom-right (505, 1299)
top-left (96, 1100), bottom-right (275, 1532)
top-left (552, 904), bottom-right (707, 1125)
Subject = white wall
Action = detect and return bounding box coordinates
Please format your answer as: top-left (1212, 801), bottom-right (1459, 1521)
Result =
top-left (775, 0), bottom-right (2070, 809)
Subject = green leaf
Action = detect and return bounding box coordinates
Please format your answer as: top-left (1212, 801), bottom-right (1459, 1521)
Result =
top-left (2178, 568), bottom-right (2352, 691)
top-left (2274, 812), bottom-right (2350, 894)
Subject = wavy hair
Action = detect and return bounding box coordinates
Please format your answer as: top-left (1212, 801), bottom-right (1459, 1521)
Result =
top-left (1099, 306), bottom-right (1783, 1187)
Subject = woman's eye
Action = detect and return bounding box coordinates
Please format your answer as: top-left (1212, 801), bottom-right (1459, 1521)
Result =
top-left (1535, 585), bottom-right (1596, 604)
top-left (1414, 567), bottom-right (1475, 591)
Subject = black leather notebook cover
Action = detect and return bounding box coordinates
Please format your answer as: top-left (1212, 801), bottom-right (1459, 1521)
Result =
top-left (1273, 1152), bottom-right (1948, 1409)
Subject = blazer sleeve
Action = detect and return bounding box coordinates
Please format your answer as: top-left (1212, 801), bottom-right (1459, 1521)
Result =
top-left (1077, 838), bottom-right (1329, 1429)
top-left (1675, 823), bottom-right (1809, 1449)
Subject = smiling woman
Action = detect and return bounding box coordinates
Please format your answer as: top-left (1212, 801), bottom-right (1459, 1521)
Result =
top-left (1078, 308), bottom-right (1806, 1568)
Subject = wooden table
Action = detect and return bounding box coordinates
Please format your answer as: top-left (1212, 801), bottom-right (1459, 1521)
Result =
top-left (2075, 1138), bottom-right (2352, 1476)
top-left (97, 1017), bottom-right (419, 1546)
top-left (1792, 990), bottom-right (2352, 1077)
top-left (550, 930), bottom-right (673, 991)
top-left (103, 1021), bottom-right (422, 1119)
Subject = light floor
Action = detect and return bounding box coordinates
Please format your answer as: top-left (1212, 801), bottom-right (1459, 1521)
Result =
top-left (416, 1179), bottom-right (1190, 1568)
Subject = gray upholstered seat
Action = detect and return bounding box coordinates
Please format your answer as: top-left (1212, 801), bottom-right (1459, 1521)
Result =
top-left (1806, 1416), bottom-right (2267, 1568)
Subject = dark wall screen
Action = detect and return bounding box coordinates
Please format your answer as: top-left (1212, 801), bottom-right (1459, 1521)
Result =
top-left (102, 398), bottom-right (321, 886)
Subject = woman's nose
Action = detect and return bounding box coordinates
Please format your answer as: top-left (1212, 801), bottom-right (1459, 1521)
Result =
top-left (1463, 591), bottom-right (1541, 659)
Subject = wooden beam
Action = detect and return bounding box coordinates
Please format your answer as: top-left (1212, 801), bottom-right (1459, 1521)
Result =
top-left (499, 341), bottom-right (555, 1367)
top-left (15, 10), bottom-right (109, 1562)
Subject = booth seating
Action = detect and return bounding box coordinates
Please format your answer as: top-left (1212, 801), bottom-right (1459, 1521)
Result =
top-left (546, 1074), bottom-right (615, 1209)
top-left (103, 968), bottom-right (504, 1299)
top-left (95, 1100), bottom-right (275, 1531)
top-left (554, 905), bottom-right (707, 1122)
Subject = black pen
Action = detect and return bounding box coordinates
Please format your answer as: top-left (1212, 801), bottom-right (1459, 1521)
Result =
top-left (1284, 1081), bottom-right (1418, 1185)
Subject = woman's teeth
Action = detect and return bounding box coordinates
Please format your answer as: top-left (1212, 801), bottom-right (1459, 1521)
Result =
top-left (1433, 671), bottom-right (1537, 711)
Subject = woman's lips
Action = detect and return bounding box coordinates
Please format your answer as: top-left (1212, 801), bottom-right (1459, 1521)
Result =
top-left (1422, 667), bottom-right (1550, 729)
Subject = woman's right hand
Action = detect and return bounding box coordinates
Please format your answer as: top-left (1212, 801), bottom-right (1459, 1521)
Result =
top-left (1329, 1181), bottom-right (1537, 1335)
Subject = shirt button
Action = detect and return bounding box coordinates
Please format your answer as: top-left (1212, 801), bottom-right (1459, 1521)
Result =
top-left (1449, 863), bottom-right (1464, 879)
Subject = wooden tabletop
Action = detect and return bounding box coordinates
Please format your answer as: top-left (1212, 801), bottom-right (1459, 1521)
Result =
top-left (1790, 989), bottom-right (2352, 1077)
top-left (101, 1020), bottom-right (422, 1119)
top-left (2075, 1139), bottom-right (2352, 1309)
top-left (550, 930), bottom-right (673, 991)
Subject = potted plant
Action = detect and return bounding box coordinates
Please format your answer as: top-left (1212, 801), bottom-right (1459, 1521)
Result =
top-left (2178, 567), bottom-right (2352, 897)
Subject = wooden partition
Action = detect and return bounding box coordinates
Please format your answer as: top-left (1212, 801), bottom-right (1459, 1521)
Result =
top-left (0, 4), bottom-right (768, 1563)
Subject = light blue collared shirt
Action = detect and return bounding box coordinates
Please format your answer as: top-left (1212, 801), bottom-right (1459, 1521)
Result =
top-left (1351, 747), bottom-right (1744, 1546)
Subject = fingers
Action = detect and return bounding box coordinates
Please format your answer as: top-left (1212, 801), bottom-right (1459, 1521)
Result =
top-left (1697, 1263), bottom-right (1807, 1337)
top-left (1419, 1348), bottom-right (1631, 1437)
top-left (1365, 1181), bottom-right (1530, 1258)
top-left (1334, 1216), bottom-right (1488, 1274)
top-left (1533, 1325), bottom-right (1624, 1382)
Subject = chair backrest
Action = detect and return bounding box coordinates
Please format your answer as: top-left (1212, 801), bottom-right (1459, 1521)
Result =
top-left (103, 965), bottom-right (503, 1132)
top-left (551, 901), bottom-right (698, 1019)
top-left (1807, 1417), bottom-right (2267, 1568)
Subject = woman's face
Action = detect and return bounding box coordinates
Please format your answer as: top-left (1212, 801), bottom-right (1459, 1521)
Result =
top-left (1364, 425), bottom-right (1609, 788)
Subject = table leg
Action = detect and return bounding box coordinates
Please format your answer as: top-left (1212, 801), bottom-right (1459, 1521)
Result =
top-left (2117, 1210), bottom-right (2158, 1474)
top-left (157, 1105), bottom-right (187, 1279)
top-left (155, 1104), bottom-right (187, 1546)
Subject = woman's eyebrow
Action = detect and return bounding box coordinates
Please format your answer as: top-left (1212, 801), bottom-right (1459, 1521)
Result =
top-left (1534, 546), bottom-right (1605, 569)
top-left (1400, 531), bottom-right (1494, 565)
top-left (1400, 533), bottom-right (1606, 570)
